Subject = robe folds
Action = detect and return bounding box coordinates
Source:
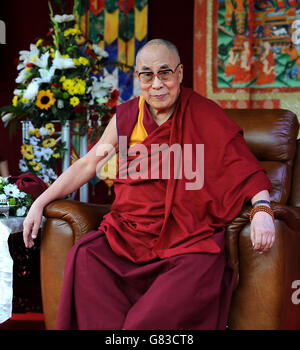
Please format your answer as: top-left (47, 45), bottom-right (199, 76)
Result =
top-left (55, 86), bottom-right (272, 330)
top-left (99, 86), bottom-right (272, 263)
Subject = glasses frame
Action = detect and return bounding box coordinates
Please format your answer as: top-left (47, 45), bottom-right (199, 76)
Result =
top-left (137, 63), bottom-right (182, 84)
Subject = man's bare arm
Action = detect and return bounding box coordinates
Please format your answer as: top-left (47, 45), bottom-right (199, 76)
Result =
top-left (23, 115), bottom-right (118, 248)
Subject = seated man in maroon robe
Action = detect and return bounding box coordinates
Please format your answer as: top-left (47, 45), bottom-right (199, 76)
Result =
top-left (23, 39), bottom-right (275, 330)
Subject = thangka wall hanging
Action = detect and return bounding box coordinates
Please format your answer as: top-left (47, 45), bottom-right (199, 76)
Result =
top-left (194, 0), bottom-right (300, 120)
top-left (74, 0), bottom-right (148, 102)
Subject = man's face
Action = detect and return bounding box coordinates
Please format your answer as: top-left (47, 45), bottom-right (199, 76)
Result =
top-left (136, 44), bottom-right (183, 115)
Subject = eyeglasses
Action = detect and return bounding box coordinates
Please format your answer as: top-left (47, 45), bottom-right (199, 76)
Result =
top-left (137, 63), bottom-right (181, 84)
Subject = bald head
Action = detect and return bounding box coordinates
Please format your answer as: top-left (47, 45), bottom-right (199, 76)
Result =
top-left (136, 39), bottom-right (181, 67)
top-left (135, 39), bottom-right (183, 120)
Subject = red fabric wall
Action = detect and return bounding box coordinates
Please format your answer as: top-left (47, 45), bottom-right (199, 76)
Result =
top-left (0, 0), bottom-right (194, 176)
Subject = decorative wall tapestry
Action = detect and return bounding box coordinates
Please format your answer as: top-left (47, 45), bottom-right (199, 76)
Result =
top-left (74, 0), bottom-right (148, 102)
top-left (194, 0), bottom-right (300, 120)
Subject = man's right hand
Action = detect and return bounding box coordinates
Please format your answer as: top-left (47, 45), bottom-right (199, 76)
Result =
top-left (23, 202), bottom-right (43, 248)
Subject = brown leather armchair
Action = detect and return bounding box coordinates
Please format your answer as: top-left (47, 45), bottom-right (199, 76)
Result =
top-left (40, 109), bottom-right (300, 330)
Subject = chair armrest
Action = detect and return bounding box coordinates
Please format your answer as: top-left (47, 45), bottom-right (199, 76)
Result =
top-left (272, 202), bottom-right (300, 232)
top-left (226, 203), bottom-right (300, 329)
top-left (226, 202), bottom-right (300, 288)
top-left (40, 199), bottom-right (111, 330)
top-left (43, 199), bottom-right (111, 242)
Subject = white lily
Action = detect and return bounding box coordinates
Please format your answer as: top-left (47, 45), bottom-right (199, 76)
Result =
top-left (53, 14), bottom-right (75, 23)
top-left (103, 69), bottom-right (118, 89)
top-left (52, 51), bottom-right (76, 70)
top-left (23, 66), bottom-right (56, 101)
top-left (1, 113), bottom-right (14, 123)
top-left (13, 89), bottom-right (23, 96)
top-left (15, 67), bottom-right (28, 84)
top-left (87, 76), bottom-right (113, 101)
top-left (38, 66), bottom-right (56, 83)
top-left (17, 44), bottom-right (39, 70)
top-left (92, 44), bottom-right (109, 58)
top-left (33, 51), bottom-right (50, 69)
top-left (23, 81), bottom-right (40, 100)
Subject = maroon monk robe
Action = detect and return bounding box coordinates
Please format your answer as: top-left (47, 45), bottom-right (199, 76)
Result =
top-left (55, 86), bottom-right (271, 330)
top-left (99, 86), bottom-right (271, 263)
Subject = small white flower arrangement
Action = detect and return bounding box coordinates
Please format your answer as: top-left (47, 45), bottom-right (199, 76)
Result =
top-left (0, 177), bottom-right (32, 217)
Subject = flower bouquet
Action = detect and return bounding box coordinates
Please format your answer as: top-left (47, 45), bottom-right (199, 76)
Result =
top-left (1, 5), bottom-right (121, 141)
top-left (0, 4), bottom-right (124, 184)
top-left (0, 177), bottom-right (32, 217)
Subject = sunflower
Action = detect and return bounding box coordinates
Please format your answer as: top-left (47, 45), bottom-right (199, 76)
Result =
top-left (36, 90), bottom-right (56, 110)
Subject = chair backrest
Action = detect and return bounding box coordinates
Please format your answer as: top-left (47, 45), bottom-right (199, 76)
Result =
top-left (225, 109), bottom-right (300, 206)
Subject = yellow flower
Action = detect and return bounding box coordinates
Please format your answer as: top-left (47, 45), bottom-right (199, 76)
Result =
top-left (60, 76), bottom-right (66, 82)
top-left (52, 150), bottom-right (61, 159)
top-left (29, 161), bottom-right (42, 172)
top-left (12, 96), bottom-right (18, 107)
top-left (73, 57), bottom-right (90, 66)
top-left (21, 144), bottom-right (34, 160)
top-left (64, 28), bottom-right (81, 37)
top-left (62, 79), bottom-right (71, 89)
top-left (50, 48), bottom-right (56, 58)
top-left (34, 129), bottom-right (42, 138)
top-left (42, 138), bottom-right (56, 148)
top-left (73, 58), bottom-right (80, 66)
top-left (62, 78), bottom-right (86, 95)
top-left (79, 57), bottom-right (90, 66)
top-left (22, 97), bottom-right (30, 104)
top-left (29, 128), bottom-right (42, 138)
top-left (36, 39), bottom-right (43, 47)
top-left (36, 90), bottom-right (56, 110)
top-left (70, 96), bottom-right (80, 107)
top-left (45, 123), bottom-right (55, 135)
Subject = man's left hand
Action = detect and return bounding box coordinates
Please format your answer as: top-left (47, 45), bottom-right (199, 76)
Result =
top-left (250, 211), bottom-right (275, 253)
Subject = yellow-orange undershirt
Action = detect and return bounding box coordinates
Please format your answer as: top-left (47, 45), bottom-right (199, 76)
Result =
top-left (101, 96), bottom-right (148, 182)
top-left (129, 96), bottom-right (148, 146)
